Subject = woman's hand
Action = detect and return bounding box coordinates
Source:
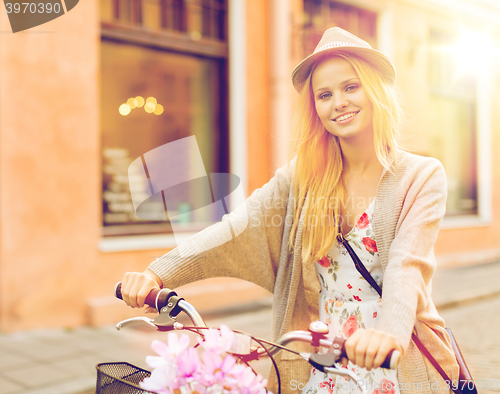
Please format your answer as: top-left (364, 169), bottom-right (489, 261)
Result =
top-left (121, 269), bottom-right (163, 311)
top-left (344, 328), bottom-right (402, 370)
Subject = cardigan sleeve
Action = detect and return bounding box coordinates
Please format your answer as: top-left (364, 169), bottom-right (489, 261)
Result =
top-left (147, 161), bottom-right (295, 293)
top-left (375, 157), bottom-right (447, 351)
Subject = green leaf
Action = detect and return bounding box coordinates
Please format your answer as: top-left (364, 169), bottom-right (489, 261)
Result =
top-left (319, 273), bottom-right (328, 290)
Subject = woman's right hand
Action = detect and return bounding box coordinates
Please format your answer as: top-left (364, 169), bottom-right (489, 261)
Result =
top-left (121, 269), bottom-right (163, 311)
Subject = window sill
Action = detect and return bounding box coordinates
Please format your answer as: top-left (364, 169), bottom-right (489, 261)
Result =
top-left (441, 215), bottom-right (492, 229)
top-left (98, 233), bottom-right (197, 253)
top-left (99, 216), bottom-right (490, 252)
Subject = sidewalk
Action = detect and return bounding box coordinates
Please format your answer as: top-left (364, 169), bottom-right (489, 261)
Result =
top-left (1, 259), bottom-right (499, 394)
top-left (432, 258), bottom-right (500, 310)
top-left (0, 300), bottom-right (274, 394)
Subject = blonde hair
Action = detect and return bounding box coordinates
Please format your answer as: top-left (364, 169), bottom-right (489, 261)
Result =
top-left (288, 51), bottom-right (403, 263)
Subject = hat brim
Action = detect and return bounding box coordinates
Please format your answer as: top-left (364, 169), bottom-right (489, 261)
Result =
top-left (291, 47), bottom-right (396, 92)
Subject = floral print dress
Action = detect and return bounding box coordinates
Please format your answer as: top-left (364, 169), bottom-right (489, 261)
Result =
top-left (302, 199), bottom-right (400, 394)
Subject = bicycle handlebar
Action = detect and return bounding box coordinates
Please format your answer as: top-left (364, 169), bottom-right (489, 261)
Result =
top-left (277, 330), bottom-right (400, 370)
top-left (114, 282), bottom-right (400, 370)
top-left (114, 282), bottom-right (206, 328)
top-left (114, 282), bottom-right (172, 311)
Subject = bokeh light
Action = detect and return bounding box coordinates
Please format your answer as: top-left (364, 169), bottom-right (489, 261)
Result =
top-left (120, 96), bottom-right (163, 116)
top-left (127, 98), bottom-right (137, 109)
top-left (146, 97), bottom-right (157, 106)
top-left (119, 104), bottom-right (131, 116)
top-left (135, 96), bottom-right (145, 107)
top-left (144, 102), bottom-right (156, 113)
top-left (154, 104), bottom-right (164, 115)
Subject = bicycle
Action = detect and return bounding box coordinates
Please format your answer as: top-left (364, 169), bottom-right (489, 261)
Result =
top-left (95, 283), bottom-right (401, 394)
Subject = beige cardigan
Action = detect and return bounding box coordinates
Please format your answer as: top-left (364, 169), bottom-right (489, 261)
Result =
top-left (149, 150), bottom-right (459, 394)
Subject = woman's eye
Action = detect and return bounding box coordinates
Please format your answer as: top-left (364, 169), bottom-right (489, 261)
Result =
top-left (319, 92), bottom-right (331, 100)
top-left (346, 85), bottom-right (358, 92)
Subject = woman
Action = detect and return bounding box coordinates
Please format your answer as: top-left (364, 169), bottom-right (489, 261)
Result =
top-left (121, 27), bottom-right (459, 393)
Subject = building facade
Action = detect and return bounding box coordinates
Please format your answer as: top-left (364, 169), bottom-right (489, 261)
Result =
top-left (0, 0), bottom-right (499, 331)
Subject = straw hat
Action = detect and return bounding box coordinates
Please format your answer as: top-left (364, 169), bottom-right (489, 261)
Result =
top-left (291, 27), bottom-right (396, 92)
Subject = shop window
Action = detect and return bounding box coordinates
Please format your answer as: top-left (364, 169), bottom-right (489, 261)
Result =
top-left (303, 0), bottom-right (377, 56)
top-left (101, 0), bottom-right (227, 38)
top-left (100, 0), bottom-right (228, 236)
top-left (424, 29), bottom-right (478, 216)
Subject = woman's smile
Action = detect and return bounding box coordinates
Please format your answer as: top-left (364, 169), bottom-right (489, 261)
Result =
top-left (332, 110), bottom-right (360, 123)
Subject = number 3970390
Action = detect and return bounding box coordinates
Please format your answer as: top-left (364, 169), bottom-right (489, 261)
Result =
top-left (5, 3), bottom-right (62, 13)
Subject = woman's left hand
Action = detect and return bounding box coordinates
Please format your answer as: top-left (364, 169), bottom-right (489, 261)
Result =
top-left (344, 328), bottom-right (402, 370)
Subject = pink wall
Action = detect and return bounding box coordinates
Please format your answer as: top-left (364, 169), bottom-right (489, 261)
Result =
top-left (0, 0), bottom-right (101, 331)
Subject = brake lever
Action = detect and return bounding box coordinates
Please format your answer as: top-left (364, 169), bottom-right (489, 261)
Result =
top-left (115, 295), bottom-right (181, 332)
top-left (116, 316), bottom-right (157, 330)
top-left (115, 295), bottom-right (182, 331)
top-left (152, 294), bottom-right (185, 331)
top-left (300, 352), bottom-right (367, 394)
top-left (324, 366), bottom-right (368, 394)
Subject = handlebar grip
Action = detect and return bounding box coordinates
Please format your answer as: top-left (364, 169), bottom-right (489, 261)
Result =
top-left (336, 337), bottom-right (400, 369)
top-left (114, 282), bottom-right (175, 311)
top-left (383, 349), bottom-right (401, 370)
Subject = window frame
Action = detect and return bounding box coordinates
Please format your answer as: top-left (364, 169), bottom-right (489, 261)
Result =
top-left (424, 27), bottom-right (493, 227)
top-left (99, 1), bottom-right (248, 251)
top-left (441, 58), bottom-right (492, 229)
top-left (100, 2), bottom-right (231, 241)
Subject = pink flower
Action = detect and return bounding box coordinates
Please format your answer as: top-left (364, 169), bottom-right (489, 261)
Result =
top-left (200, 351), bottom-right (242, 389)
top-left (145, 334), bottom-right (190, 368)
top-left (199, 325), bottom-right (234, 354)
top-left (167, 332), bottom-right (191, 356)
top-left (318, 256), bottom-right (330, 268)
top-left (140, 364), bottom-right (177, 394)
top-left (356, 212), bottom-right (369, 229)
top-left (342, 315), bottom-right (358, 338)
top-left (373, 312), bottom-right (378, 318)
top-left (362, 237), bottom-right (378, 253)
top-left (353, 295), bottom-right (361, 302)
top-left (177, 347), bottom-right (200, 380)
top-left (347, 284), bottom-right (352, 289)
top-left (141, 325), bottom-right (268, 394)
top-left (237, 367), bottom-right (268, 394)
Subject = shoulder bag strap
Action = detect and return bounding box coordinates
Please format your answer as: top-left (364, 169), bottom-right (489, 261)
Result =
top-left (336, 234), bottom-right (382, 296)
top-left (412, 333), bottom-right (463, 394)
top-left (337, 233), bottom-right (462, 394)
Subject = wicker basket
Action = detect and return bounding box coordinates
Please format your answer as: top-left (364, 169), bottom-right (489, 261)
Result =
top-left (96, 362), bottom-right (155, 394)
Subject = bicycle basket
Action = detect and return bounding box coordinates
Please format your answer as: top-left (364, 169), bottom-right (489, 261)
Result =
top-left (96, 362), bottom-right (155, 394)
